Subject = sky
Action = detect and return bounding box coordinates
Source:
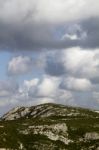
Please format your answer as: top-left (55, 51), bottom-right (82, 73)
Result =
top-left (0, 0), bottom-right (99, 115)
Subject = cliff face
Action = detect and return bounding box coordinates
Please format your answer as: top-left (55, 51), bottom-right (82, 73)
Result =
top-left (0, 103), bottom-right (99, 150)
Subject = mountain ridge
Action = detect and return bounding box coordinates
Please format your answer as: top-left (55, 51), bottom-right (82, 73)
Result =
top-left (0, 103), bottom-right (99, 150)
top-left (1, 103), bottom-right (98, 121)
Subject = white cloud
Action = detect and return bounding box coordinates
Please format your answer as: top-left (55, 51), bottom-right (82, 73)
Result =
top-left (62, 77), bottom-right (92, 91)
top-left (35, 97), bottom-right (56, 105)
top-left (0, 98), bottom-right (9, 107)
top-left (8, 56), bottom-right (33, 75)
top-left (17, 76), bottom-right (73, 105)
top-left (0, 0), bottom-right (99, 24)
top-left (0, 80), bottom-right (18, 96)
top-left (0, 80), bottom-right (19, 106)
top-left (61, 47), bottom-right (99, 79)
top-left (0, 75), bottom-right (96, 109)
top-left (62, 34), bottom-right (79, 40)
top-left (61, 24), bottom-right (87, 41)
top-left (24, 78), bottom-right (39, 90)
top-left (37, 77), bottom-right (60, 97)
top-left (92, 91), bottom-right (99, 105)
top-left (36, 90), bottom-right (73, 105)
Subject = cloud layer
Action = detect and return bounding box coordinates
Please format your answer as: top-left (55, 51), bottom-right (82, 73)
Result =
top-left (8, 56), bottom-right (33, 75)
top-left (0, 0), bottom-right (99, 50)
top-left (0, 0), bottom-right (99, 23)
top-left (0, 47), bottom-right (99, 111)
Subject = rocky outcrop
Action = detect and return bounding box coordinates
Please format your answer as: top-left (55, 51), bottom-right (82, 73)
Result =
top-left (19, 123), bottom-right (72, 145)
top-left (85, 132), bottom-right (99, 140)
top-left (2, 103), bottom-right (98, 121)
top-left (2, 106), bottom-right (31, 120)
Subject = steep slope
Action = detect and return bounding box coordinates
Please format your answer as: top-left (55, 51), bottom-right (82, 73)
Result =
top-left (0, 103), bottom-right (99, 150)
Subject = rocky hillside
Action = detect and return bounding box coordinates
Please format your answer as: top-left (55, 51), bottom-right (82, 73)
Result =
top-left (0, 103), bottom-right (99, 150)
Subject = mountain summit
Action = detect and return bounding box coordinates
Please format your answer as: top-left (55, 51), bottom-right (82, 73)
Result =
top-left (0, 103), bottom-right (99, 149)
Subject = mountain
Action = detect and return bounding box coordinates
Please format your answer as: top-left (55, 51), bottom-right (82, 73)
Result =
top-left (0, 103), bottom-right (99, 150)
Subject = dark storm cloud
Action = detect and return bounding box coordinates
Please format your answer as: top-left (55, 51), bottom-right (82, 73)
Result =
top-left (0, 0), bottom-right (99, 51)
top-left (0, 17), bottom-right (99, 51)
top-left (91, 77), bottom-right (99, 84)
top-left (0, 20), bottom-right (80, 51)
top-left (0, 22), bottom-right (55, 50)
top-left (45, 57), bottom-right (66, 76)
top-left (80, 18), bottom-right (99, 49)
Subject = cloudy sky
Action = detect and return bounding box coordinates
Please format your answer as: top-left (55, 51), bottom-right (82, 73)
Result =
top-left (0, 0), bottom-right (99, 115)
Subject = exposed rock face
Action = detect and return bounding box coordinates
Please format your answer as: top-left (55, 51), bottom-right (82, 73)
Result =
top-left (2, 106), bottom-right (30, 120)
top-left (19, 123), bottom-right (71, 145)
top-left (85, 132), bottom-right (99, 140)
top-left (95, 111), bottom-right (99, 113)
top-left (2, 103), bottom-right (98, 121)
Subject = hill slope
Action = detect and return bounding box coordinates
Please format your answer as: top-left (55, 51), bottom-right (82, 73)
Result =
top-left (0, 103), bottom-right (99, 150)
